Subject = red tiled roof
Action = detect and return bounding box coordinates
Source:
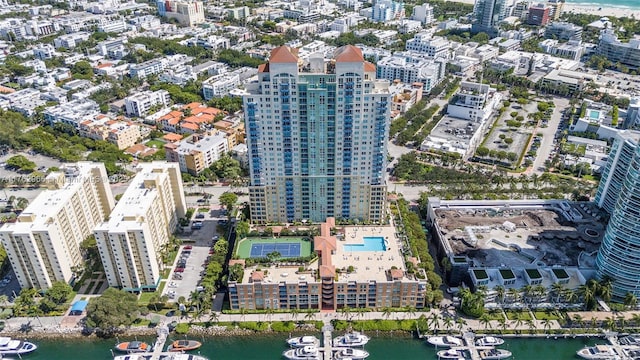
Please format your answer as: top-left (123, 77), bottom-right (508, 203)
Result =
top-left (335, 45), bottom-right (364, 63)
top-left (258, 63), bottom-right (269, 73)
top-left (163, 133), bottom-right (183, 142)
top-left (364, 61), bottom-right (376, 72)
top-left (269, 46), bottom-right (298, 63)
top-left (390, 269), bottom-right (404, 279)
top-left (251, 271), bottom-right (264, 282)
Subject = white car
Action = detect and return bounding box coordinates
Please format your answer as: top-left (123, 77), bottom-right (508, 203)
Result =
top-left (168, 282), bottom-right (177, 288)
top-left (167, 290), bottom-right (176, 299)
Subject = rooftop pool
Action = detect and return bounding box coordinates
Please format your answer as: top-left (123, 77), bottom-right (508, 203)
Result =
top-left (343, 236), bottom-right (387, 252)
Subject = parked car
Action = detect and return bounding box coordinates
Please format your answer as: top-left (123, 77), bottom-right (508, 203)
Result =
top-left (174, 268), bottom-right (185, 273)
top-left (172, 273), bottom-right (183, 280)
top-left (195, 213), bottom-right (205, 219)
top-left (184, 245), bottom-right (193, 250)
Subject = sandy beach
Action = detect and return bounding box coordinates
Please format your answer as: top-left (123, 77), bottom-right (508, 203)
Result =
top-left (444, 0), bottom-right (640, 19)
top-left (563, 3), bottom-right (640, 19)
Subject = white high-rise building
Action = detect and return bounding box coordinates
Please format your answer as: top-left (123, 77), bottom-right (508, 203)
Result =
top-left (243, 46), bottom-right (391, 224)
top-left (411, 4), bottom-right (434, 24)
top-left (0, 163), bottom-right (115, 290)
top-left (94, 162), bottom-right (186, 292)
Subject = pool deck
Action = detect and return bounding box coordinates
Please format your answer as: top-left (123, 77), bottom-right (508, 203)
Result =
top-left (331, 225), bottom-right (406, 282)
top-left (240, 225), bottom-right (409, 284)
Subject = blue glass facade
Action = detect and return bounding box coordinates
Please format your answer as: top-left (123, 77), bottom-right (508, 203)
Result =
top-left (596, 135), bottom-right (640, 299)
top-left (243, 46), bottom-right (390, 224)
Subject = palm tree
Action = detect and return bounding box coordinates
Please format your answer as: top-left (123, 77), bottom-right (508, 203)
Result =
top-left (479, 313), bottom-right (492, 330)
top-left (579, 284), bottom-right (595, 310)
top-left (598, 277), bottom-right (614, 303)
top-left (508, 287), bottom-right (520, 303)
top-left (631, 314), bottom-right (640, 328)
top-left (381, 307), bottom-right (392, 320)
top-left (494, 286), bottom-right (505, 304)
top-left (521, 285), bottom-right (533, 304)
top-left (624, 292), bottom-right (638, 310)
top-left (565, 289), bottom-right (578, 305)
top-left (442, 316), bottom-right (454, 333)
top-left (498, 317), bottom-right (508, 333)
top-left (604, 317), bottom-right (616, 331)
top-left (526, 318), bottom-right (535, 334)
top-left (405, 306), bottom-right (417, 319)
top-left (542, 318), bottom-right (552, 333)
top-left (428, 312), bottom-right (441, 333)
top-left (617, 316), bottom-right (627, 332)
top-left (455, 317), bottom-right (467, 334)
top-left (304, 311), bottom-right (316, 322)
top-left (290, 308), bottom-right (300, 321)
top-left (572, 314), bottom-right (584, 329)
top-left (551, 283), bottom-right (565, 303)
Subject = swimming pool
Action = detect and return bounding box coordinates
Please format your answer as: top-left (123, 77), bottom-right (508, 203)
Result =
top-left (343, 237), bottom-right (387, 252)
top-left (589, 110), bottom-right (601, 120)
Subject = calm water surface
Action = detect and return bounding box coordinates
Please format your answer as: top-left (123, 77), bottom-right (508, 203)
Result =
top-left (25, 333), bottom-right (601, 360)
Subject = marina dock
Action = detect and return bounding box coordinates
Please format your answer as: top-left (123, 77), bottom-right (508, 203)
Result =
top-left (321, 320), bottom-right (334, 360)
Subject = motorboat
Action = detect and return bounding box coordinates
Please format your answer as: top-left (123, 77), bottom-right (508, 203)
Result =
top-left (577, 345), bottom-right (621, 359)
top-left (334, 348), bottom-right (370, 360)
top-left (476, 336), bottom-right (505, 347)
top-left (333, 332), bottom-right (370, 347)
top-left (114, 341), bottom-right (150, 353)
top-left (479, 348), bottom-right (512, 360)
top-left (0, 337), bottom-right (37, 355)
top-left (114, 355), bottom-right (209, 360)
top-left (167, 339), bottom-right (203, 352)
top-left (286, 336), bottom-right (320, 348)
top-left (283, 345), bottom-right (321, 360)
top-left (437, 349), bottom-right (468, 360)
top-left (620, 335), bottom-right (640, 346)
top-left (427, 336), bottom-right (464, 348)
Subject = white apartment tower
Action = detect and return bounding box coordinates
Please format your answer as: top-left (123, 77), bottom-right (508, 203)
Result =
top-left (0, 163), bottom-right (115, 290)
top-left (94, 162), bottom-right (186, 292)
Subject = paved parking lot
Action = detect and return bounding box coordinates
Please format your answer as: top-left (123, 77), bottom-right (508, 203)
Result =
top-left (164, 245), bottom-right (211, 303)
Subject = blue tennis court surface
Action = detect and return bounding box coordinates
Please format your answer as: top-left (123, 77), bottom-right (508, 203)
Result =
top-left (250, 242), bottom-right (301, 258)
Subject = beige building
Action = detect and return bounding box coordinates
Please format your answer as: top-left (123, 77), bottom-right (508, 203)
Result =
top-left (94, 162), bottom-right (186, 292)
top-left (0, 163), bottom-right (115, 289)
top-left (78, 115), bottom-right (142, 150)
top-left (158, 0), bottom-right (205, 27)
top-left (164, 131), bottom-right (229, 175)
top-left (229, 218), bottom-right (429, 310)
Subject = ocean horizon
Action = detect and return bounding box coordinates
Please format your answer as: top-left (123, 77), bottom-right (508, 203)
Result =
top-left (565, 0), bottom-right (640, 11)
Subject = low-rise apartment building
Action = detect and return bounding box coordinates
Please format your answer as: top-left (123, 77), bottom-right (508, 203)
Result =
top-left (95, 162), bottom-right (186, 292)
top-left (157, 0), bottom-right (205, 27)
top-left (124, 90), bottom-right (171, 117)
top-left (229, 218), bottom-right (429, 310)
top-left (0, 163), bottom-right (115, 289)
top-left (79, 115), bottom-right (142, 150)
top-left (44, 99), bottom-right (100, 129)
top-left (164, 131), bottom-right (229, 175)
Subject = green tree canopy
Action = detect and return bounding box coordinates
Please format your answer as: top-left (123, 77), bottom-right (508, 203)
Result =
top-left (219, 192), bottom-right (238, 212)
top-left (45, 281), bottom-right (73, 305)
top-left (6, 155), bottom-right (36, 172)
top-left (85, 288), bottom-right (140, 336)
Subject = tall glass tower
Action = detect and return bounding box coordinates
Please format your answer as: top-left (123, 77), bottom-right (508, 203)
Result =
top-left (242, 46), bottom-right (390, 224)
top-left (595, 131), bottom-right (640, 299)
top-left (472, 0), bottom-right (508, 36)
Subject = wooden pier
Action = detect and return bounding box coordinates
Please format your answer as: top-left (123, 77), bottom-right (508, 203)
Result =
top-left (321, 321), bottom-right (334, 360)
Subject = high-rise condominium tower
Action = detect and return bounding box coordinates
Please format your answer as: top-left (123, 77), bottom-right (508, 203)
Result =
top-left (472, 0), bottom-right (509, 36)
top-left (595, 131), bottom-right (640, 299)
top-left (243, 45), bottom-right (390, 224)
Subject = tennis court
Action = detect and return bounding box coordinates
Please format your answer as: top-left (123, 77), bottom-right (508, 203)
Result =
top-left (236, 237), bottom-right (313, 259)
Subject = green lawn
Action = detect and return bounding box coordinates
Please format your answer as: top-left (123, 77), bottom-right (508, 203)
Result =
top-left (145, 139), bottom-right (166, 148)
top-left (197, 207), bottom-right (210, 213)
top-left (505, 310), bottom-right (533, 321)
top-left (533, 311), bottom-right (561, 320)
top-left (138, 281), bottom-right (167, 305)
top-left (235, 237), bottom-right (313, 259)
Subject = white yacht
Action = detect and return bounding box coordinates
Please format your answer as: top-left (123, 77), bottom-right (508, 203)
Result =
top-left (437, 349), bottom-right (468, 360)
top-left (476, 336), bottom-right (505, 347)
top-left (0, 337), bottom-right (37, 355)
top-left (479, 348), bottom-right (512, 359)
top-left (577, 345), bottom-right (621, 360)
top-left (334, 348), bottom-right (369, 360)
top-left (287, 336), bottom-right (320, 348)
top-left (283, 345), bottom-right (321, 360)
top-left (619, 335), bottom-right (640, 346)
top-left (333, 332), bottom-right (370, 347)
top-left (427, 336), bottom-right (464, 348)
top-left (113, 355), bottom-right (209, 360)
